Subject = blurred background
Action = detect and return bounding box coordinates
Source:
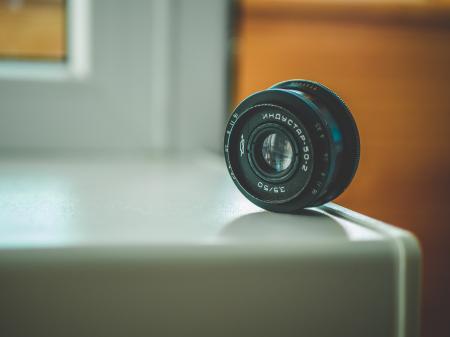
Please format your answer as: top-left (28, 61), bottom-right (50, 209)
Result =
top-left (233, 2), bottom-right (450, 336)
top-left (0, 0), bottom-right (449, 336)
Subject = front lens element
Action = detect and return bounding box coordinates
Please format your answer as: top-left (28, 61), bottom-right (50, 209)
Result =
top-left (261, 132), bottom-right (293, 173)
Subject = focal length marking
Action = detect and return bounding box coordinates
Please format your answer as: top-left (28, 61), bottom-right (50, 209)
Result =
top-left (257, 181), bottom-right (286, 193)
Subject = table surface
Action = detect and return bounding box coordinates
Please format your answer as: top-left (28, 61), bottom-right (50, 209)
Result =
top-left (0, 153), bottom-right (410, 251)
top-left (0, 154), bottom-right (421, 337)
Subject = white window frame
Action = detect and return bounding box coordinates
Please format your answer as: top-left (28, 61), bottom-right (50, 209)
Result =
top-left (0, 0), bottom-right (230, 152)
top-left (0, 0), bottom-right (90, 81)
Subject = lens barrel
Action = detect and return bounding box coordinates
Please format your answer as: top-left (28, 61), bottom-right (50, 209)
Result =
top-left (224, 80), bottom-right (360, 213)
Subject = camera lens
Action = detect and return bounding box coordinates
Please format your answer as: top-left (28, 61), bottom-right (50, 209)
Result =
top-left (261, 132), bottom-right (293, 173)
top-left (224, 80), bottom-right (360, 213)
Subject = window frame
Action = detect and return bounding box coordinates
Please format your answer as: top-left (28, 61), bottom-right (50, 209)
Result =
top-left (0, 0), bottom-right (230, 152)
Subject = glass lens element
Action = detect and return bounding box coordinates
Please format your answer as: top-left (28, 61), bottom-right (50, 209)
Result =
top-left (261, 132), bottom-right (293, 173)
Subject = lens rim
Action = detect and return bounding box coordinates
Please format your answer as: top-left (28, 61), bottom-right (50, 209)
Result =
top-left (270, 80), bottom-right (360, 206)
top-left (247, 123), bottom-right (299, 183)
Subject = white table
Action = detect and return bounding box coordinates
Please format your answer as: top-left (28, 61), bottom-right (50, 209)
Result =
top-left (0, 154), bottom-right (421, 337)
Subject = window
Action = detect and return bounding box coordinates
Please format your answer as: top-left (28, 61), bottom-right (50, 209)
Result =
top-left (0, 0), bottom-right (229, 152)
top-left (0, 0), bottom-right (66, 61)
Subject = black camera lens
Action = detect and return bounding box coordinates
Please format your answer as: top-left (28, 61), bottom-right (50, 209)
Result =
top-left (224, 80), bottom-right (360, 213)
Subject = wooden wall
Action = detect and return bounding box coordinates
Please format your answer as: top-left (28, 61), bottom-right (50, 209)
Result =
top-left (234, 1), bottom-right (450, 336)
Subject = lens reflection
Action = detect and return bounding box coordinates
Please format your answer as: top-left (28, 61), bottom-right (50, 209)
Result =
top-left (261, 132), bottom-right (293, 173)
